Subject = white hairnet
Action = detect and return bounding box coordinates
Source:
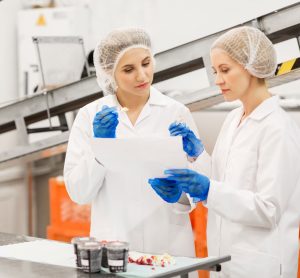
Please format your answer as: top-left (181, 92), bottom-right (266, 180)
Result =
top-left (93, 28), bottom-right (153, 95)
top-left (211, 26), bottom-right (277, 78)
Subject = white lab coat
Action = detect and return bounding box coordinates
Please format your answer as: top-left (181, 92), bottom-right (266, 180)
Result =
top-left (203, 96), bottom-right (300, 278)
top-left (64, 86), bottom-right (207, 258)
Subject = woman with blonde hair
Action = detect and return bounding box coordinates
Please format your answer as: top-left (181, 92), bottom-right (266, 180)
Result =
top-left (149, 26), bottom-right (300, 277)
top-left (64, 28), bottom-right (207, 265)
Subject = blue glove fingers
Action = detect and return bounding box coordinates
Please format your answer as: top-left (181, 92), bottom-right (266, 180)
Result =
top-left (148, 177), bottom-right (171, 185)
top-left (168, 122), bottom-right (181, 130)
top-left (150, 184), bottom-right (173, 196)
top-left (99, 118), bottom-right (119, 129)
top-left (150, 184), bottom-right (179, 203)
top-left (169, 123), bottom-right (185, 132)
top-left (98, 120), bottom-right (118, 130)
top-left (169, 122), bottom-right (187, 130)
top-left (148, 178), bottom-right (177, 191)
top-left (148, 177), bottom-right (176, 186)
top-left (99, 113), bottom-right (118, 125)
top-left (169, 124), bottom-right (184, 133)
top-left (168, 121), bottom-right (178, 129)
top-left (169, 124), bottom-right (189, 135)
top-left (165, 176), bottom-right (192, 186)
top-left (94, 114), bottom-right (118, 129)
top-left (170, 129), bottom-right (190, 137)
top-left (155, 186), bottom-right (178, 198)
top-left (148, 178), bottom-right (182, 203)
top-left (95, 109), bottom-right (118, 121)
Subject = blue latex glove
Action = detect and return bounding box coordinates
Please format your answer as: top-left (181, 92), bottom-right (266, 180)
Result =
top-left (148, 177), bottom-right (182, 203)
top-left (164, 169), bottom-right (210, 202)
top-left (169, 122), bottom-right (204, 158)
top-left (93, 105), bottom-right (119, 138)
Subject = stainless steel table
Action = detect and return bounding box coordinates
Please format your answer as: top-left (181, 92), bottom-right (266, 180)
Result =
top-left (0, 232), bottom-right (230, 277)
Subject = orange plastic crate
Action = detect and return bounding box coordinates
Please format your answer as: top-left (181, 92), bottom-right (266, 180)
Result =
top-left (190, 202), bottom-right (209, 278)
top-left (47, 225), bottom-right (90, 243)
top-left (47, 177), bottom-right (90, 242)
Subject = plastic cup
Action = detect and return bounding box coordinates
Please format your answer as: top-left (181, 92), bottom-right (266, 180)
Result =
top-left (71, 236), bottom-right (96, 268)
top-left (106, 241), bottom-right (129, 273)
top-left (77, 240), bottom-right (102, 273)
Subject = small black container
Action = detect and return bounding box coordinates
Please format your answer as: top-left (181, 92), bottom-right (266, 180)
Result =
top-left (71, 236), bottom-right (96, 268)
top-left (106, 241), bottom-right (129, 273)
top-left (78, 240), bottom-right (102, 273)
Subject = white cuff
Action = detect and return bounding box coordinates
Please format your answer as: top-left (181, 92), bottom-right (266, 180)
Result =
top-left (205, 179), bottom-right (221, 209)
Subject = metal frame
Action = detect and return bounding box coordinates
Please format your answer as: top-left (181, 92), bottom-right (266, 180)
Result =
top-left (32, 36), bottom-right (90, 130)
top-left (0, 2), bottom-right (300, 168)
top-left (33, 36), bottom-right (91, 88)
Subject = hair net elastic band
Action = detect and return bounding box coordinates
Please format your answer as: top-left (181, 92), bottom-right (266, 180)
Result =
top-left (112, 44), bottom-right (153, 77)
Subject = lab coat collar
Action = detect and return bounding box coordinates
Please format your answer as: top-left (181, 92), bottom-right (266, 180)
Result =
top-left (133, 87), bottom-right (168, 126)
top-left (105, 86), bottom-right (167, 108)
top-left (106, 87), bottom-right (167, 129)
top-left (132, 87), bottom-right (168, 126)
top-left (148, 86), bottom-right (168, 106)
top-left (99, 94), bottom-right (119, 108)
top-left (247, 96), bottom-right (279, 121)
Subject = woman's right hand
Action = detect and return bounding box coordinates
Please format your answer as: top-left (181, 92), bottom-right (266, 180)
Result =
top-left (93, 105), bottom-right (119, 138)
top-left (169, 122), bottom-right (204, 158)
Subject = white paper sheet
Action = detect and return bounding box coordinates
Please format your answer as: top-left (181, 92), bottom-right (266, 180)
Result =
top-left (0, 240), bottom-right (76, 268)
top-left (91, 137), bottom-right (188, 177)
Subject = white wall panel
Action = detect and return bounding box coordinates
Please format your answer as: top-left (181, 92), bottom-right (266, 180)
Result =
top-left (89, 0), bottom-right (300, 52)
